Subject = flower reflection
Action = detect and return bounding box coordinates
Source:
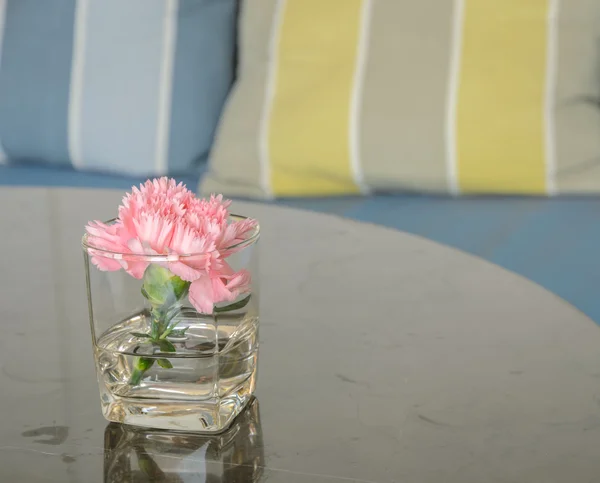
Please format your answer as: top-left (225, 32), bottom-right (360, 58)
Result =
top-left (104, 398), bottom-right (264, 482)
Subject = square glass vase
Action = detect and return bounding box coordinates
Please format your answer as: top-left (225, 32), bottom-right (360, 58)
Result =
top-left (103, 397), bottom-right (264, 482)
top-left (83, 215), bottom-right (260, 433)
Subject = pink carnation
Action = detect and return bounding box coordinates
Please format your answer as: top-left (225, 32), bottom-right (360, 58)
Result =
top-left (85, 178), bottom-right (257, 313)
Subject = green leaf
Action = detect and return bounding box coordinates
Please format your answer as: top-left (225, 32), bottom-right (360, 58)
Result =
top-left (150, 322), bottom-right (159, 340)
top-left (164, 304), bottom-right (183, 325)
top-left (157, 358), bottom-right (173, 369)
top-left (153, 339), bottom-right (176, 353)
top-left (214, 294), bottom-right (251, 313)
top-left (130, 332), bottom-right (151, 339)
top-left (167, 327), bottom-right (189, 339)
top-left (170, 276), bottom-right (189, 301)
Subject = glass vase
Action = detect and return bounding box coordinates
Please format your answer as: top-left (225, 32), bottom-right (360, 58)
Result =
top-left (83, 215), bottom-right (259, 433)
top-left (103, 397), bottom-right (264, 482)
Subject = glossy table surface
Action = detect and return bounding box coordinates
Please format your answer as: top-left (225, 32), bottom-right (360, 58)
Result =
top-left (1, 187), bottom-right (600, 482)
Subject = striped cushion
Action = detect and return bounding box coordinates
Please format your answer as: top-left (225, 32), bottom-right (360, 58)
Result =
top-left (202, 0), bottom-right (600, 198)
top-left (0, 0), bottom-right (237, 176)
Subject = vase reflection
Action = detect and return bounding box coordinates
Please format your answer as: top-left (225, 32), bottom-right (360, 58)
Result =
top-left (103, 397), bottom-right (264, 482)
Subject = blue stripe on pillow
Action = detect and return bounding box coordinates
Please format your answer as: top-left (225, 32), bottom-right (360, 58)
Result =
top-left (73, 0), bottom-right (172, 175)
top-left (0, 0), bottom-right (235, 177)
top-left (0, 0), bottom-right (8, 164)
top-left (167, 0), bottom-right (237, 174)
top-left (0, 0), bottom-right (75, 165)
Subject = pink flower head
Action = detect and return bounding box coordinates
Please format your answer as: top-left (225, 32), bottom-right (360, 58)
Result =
top-left (85, 178), bottom-right (257, 313)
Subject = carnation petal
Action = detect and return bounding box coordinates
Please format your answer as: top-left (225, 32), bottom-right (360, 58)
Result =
top-left (168, 261), bottom-right (203, 282)
top-left (225, 269), bottom-right (252, 297)
top-left (91, 255), bottom-right (123, 272)
top-left (211, 277), bottom-right (234, 303)
top-left (188, 276), bottom-right (215, 314)
top-left (125, 261), bottom-right (148, 279)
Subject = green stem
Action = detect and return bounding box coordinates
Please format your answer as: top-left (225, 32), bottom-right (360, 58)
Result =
top-left (129, 309), bottom-right (164, 385)
top-left (158, 325), bottom-right (174, 340)
top-left (129, 306), bottom-right (181, 385)
top-left (129, 356), bottom-right (155, 385)
top-left (129, 265), bottom-right (190, 386)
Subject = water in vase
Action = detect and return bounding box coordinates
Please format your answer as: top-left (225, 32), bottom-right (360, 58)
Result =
top-left (94, 308), bottom-right (259, 432)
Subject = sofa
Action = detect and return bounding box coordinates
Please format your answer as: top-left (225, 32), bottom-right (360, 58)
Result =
top-left (1, 0), bottom-right (599, 324)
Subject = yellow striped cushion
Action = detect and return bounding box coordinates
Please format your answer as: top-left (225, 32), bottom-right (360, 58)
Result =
top-left (202, 0), bottom-right (600, 198)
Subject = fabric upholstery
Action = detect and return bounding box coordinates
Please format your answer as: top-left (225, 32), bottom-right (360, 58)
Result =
top-left (202, 0), bottom-right (600, 198)
top-left (0, 163), bottom-right (202, 190)
top-left (0, 0), bottom-right (237, 176)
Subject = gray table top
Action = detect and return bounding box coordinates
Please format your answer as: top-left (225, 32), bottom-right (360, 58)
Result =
top-left (1, 187), bottom-right (600, 482)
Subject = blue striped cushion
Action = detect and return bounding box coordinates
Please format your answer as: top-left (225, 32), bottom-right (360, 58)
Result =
top-left (0, 0), bottom-right (237, 176)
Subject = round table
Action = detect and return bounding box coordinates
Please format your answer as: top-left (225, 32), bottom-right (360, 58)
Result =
top-left (1, 187), bottom-right (600, 482)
